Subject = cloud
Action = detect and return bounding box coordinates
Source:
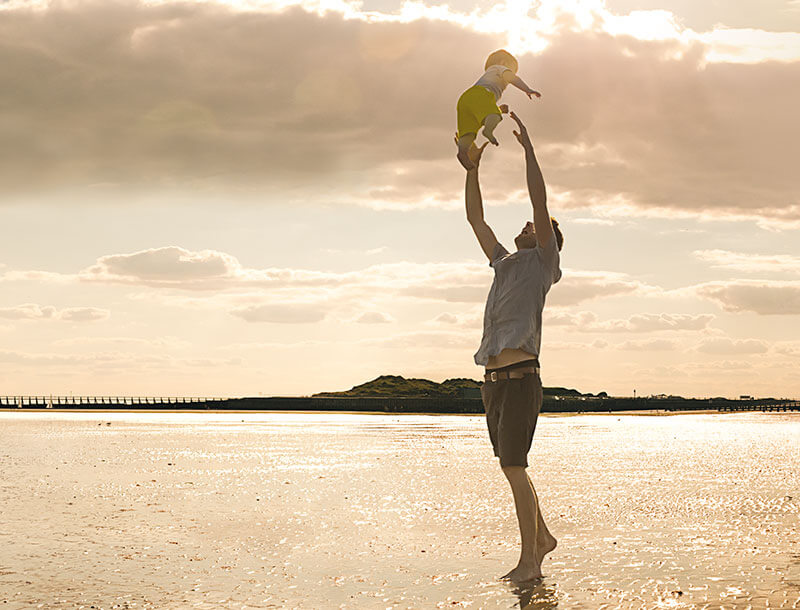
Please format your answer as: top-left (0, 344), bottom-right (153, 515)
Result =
top-left (546, 311), bottom-right (715, 332)
top-left (360, 330), bottom-right (477, 349)
top-left (548, 338), bottom-right (609, 350)
top-left (775, 342), bottom-right (800, 358)
top-left (230, 303), bottom-right (327, 323)
top-left (694, 249), bottom-right (800, 273)
top-left (87, 247), bottom-right (236, 281)
top-left (547, 271), bottom-right (652, 306)
top-left (52, 335), bottom-right (190, 348)
top-left (74, 245), bottom-right (354, 290)
top-left (0, 1), bottom-right (797, 225)
top-left (695, 280), bottom-right (800, 314)
top-left (694, 337), bottom-right (769, 354)
top-left (58, 307), bottom-right (111, 322)
top-left (425, 311), bottom-right (483, 328)
top-left (0, 349), bottom-right (166, 367)
top-left (0, 348), bottom-right (237, 370)
top-left (618, 338), bottom-right (679, 351)
top-left (354, 311), bottom-right (393, 324)
top-left (0, 303), bottom-right (109, 321)
top-left (0, 304), bottom-right (57, 320)
top-left (570, 217), bottom-right (617, 226)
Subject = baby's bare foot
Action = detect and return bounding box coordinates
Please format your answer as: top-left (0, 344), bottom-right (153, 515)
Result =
top-left (482, 128), bottom-right (499, 146)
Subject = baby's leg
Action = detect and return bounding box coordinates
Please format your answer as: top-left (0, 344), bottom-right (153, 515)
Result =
top-left (482, 113), bottom-right (503, 145)
top-left (457, 132), bottom-right (477, 170)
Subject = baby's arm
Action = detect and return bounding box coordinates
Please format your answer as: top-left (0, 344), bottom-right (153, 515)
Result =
top-left (504, 71), bottom-right (541, 99)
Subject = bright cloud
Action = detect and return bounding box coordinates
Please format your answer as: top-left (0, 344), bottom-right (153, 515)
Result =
top-left (230, 303), bottom-right (328, 323)
top-left (695, 337), bottom-right (770, 354)
top-left (546, 311), bottom-right (715, 332)
top-left (0, 303), bottom-right (110, 322)
top-left (694, 249), bottom-right (800, 273)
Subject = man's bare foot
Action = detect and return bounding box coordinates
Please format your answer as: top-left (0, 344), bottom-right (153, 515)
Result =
top-left (537, 532), bottom-right (557, 566)
top-left (501, 562), bottom-right (542, 583)
top-left (457, 149), bottom-right (475, 170)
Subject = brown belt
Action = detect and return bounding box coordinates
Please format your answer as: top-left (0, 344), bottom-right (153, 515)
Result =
top-left (484, 366), bottom-right (540, 382)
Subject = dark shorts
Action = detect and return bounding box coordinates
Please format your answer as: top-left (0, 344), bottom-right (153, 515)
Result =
top-left (480, 360), bottom-right (543, 468)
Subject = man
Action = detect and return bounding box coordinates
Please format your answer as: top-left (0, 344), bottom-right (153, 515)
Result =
top-left (463, 111), bottom-right (563, 582)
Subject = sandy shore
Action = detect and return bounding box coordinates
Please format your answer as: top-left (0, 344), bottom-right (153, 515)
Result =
top-left (1, 410), bottom-right (798, 609)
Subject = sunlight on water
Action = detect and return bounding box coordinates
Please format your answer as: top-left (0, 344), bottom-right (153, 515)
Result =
top-left (1, 411), bottom-right (799, 609)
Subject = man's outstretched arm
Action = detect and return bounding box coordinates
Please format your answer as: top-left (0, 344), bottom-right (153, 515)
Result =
top-left (509, 111), bottom-right (554, 251)
top-left (464, 142), bottom-right (499, 261)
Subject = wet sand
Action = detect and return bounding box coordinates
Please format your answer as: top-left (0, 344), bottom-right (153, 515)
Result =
top-left (1, 410), bottom-right (799, 609)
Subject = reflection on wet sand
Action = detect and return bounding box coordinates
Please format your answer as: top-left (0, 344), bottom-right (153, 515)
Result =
top-left (0, 411), bottom-right (798, 608)
top-left (513, 579), bottom-right (559, 609)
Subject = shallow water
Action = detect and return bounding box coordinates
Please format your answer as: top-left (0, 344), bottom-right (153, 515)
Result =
top-left (1, 410), bottom-right (799, 609)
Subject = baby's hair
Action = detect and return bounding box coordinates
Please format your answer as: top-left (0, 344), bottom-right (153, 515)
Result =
top-left (551, 217), bottom-right (564, 251)
top-left (485, 49), bottom-right (518, 73)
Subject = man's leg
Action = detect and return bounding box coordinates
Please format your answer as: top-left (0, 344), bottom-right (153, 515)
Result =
top-left (501, 465), bottom-right (541, 581)
top-left (500, 466), bottom-right (557, 582)
top-left (527, 472), bottom-right (557, 564)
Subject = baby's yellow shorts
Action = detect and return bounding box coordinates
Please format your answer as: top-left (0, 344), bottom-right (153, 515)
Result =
top-left (457, 85), bottom-right (502, 139)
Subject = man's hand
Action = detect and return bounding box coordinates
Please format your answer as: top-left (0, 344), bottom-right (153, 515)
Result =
top-left (454, 134), bottom-right (489, 170)
top-left (467, 141), bottom-right (489, 167)
top-left (509, 111), bottom-right (533, 151)
top-left (525, 89), bottom-right (542, 100)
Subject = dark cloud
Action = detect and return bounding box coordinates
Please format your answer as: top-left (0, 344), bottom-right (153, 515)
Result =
top-left (695, 280), bottom-right (800, 314)
top-left (354, 311), bottom-right (393, 323)
top-left (1, 3), bottom-right (797, 222)
top-left (547, 271), bottom-right (650, 305)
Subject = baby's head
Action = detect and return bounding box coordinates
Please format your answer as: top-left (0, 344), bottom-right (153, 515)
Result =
top-left (485, 49), bottom-right (518, 73)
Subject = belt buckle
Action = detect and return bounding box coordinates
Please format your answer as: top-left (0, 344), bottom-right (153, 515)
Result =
top-left (490, 371), bottom-right (498, 382)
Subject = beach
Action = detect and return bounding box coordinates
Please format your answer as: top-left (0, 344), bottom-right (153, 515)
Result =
top-left (1, 410), bottom-right (799, 609)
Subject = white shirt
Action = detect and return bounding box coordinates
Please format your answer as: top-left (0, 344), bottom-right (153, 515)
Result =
top-left (474, 239), bottom-right (562, 366)
top-left (473, 64), bottom-right (512, 101)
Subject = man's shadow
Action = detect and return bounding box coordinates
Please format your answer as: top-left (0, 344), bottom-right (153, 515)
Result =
top-left (510, 578), bottom-right (559, 609)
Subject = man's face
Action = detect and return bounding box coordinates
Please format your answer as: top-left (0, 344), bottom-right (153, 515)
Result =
top-left (514, 221), bottom-right (537, 250)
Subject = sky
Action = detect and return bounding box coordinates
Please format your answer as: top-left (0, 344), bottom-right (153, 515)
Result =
top-left (1, 0), bottom-right (799, 399)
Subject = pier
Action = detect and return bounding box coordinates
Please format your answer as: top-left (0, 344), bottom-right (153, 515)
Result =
top-left (716, 400), bottom-right (800, 413)
top-left (0, 396), bottom-right (225, 409)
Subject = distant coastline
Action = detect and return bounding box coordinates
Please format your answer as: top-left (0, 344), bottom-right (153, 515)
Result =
top-left (2, 375), bottom-right (798, 413)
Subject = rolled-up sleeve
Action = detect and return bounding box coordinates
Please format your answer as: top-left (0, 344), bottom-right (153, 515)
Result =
top-left (490, 242), bottom-right (509, 268)
top-left (539, 238), bottom-right (562, 284)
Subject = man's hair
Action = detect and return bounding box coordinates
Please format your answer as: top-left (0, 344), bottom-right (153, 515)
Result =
top-left (485, 49), bottom-right (518, 73)
top-left (551, 217), bottom-right (564, 251)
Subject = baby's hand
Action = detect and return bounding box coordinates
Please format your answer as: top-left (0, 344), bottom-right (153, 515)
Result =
top-left (526, 89), bottom-right (542, 100)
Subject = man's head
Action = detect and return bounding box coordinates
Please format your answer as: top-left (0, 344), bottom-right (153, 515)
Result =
top-left (514, 217), bottom-right (564, 251)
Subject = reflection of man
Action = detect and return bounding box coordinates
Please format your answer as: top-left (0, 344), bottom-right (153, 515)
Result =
top-left (463, 111), bottom-right (563, 582)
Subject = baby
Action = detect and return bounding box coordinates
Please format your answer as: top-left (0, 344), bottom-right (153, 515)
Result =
top-left (456, 49), bottom-right (540, 170)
